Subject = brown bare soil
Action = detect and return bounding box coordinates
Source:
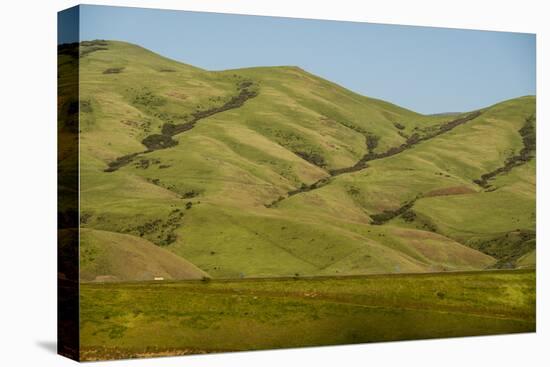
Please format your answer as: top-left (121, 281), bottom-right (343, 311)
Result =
top-left (424, 186), bottom-right (477, 197)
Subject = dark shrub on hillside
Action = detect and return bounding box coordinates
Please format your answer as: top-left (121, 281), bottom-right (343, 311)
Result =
top-left (142, 134), bottom-right (177, 151)
top-left (183, 190), bottom-right (199, 199)
top-left (401, 210), bottom-right (416, 222)
top-left (393, 122), bottom-right (406, 130)
top-left (103, 67), bottom-right (125, 74)
top-left (295, 150), bottom-right (327, 168)
top-left (366, 134), bottom-right (380, 153)
top-left (80, 100), bottom-right (93, 113)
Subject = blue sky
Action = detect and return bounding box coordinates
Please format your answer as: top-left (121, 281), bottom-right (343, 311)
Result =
top-left (60, 5), bottom-right (535, 114)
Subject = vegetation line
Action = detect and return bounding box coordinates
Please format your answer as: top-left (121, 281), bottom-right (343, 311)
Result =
top-left (104, 81), bottom-right (259, 172)
top-left (370, 198), bottom-right (418, 225)
top-left (82, 268), bottom-right (533, 285)
top-left (267, 111), bottom-right (482, 207)
top-left (473, 115), bottom-right (536, 189)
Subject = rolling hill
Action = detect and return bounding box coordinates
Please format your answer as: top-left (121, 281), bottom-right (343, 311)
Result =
top-left (79, 229), bottom-right (209, 281)
top-left (59, 40), bottom-right (535, 280)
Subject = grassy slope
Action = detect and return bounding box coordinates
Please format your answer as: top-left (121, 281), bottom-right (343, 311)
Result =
top-left (80, 229), bottom-right (208, 281)
top-left (79, 270), bottom-right (535, 360)
top-left (517, 250), bottom-right (536, 268)
top-left (78, 41), bottom-right (535, 278)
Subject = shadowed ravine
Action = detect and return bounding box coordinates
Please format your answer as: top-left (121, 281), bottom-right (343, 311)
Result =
top-left (266, 111), bottom-right (482, 207)
top-left (104, 82), bottom-right (259, 172)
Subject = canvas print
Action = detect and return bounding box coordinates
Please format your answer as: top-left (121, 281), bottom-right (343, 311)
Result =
top-left (58, 5), bottom-right (536, 361)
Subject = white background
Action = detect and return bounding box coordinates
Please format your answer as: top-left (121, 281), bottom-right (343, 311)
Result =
top-left (0, 0), bottom-right (548, 365)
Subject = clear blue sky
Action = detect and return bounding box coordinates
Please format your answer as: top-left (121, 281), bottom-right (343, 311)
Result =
top-left (61, 5), bottom-right (536, 114)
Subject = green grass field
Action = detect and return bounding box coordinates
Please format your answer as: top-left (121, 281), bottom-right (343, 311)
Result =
top-left (80, 270), bottom-right (535, 361)
top-left (56, 40), bottom-right (536, 360)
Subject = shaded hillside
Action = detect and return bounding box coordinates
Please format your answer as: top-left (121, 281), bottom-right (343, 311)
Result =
top-left (80, 229), bottom-right (209, 281)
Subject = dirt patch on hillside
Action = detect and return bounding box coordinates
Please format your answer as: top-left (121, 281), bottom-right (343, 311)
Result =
top-left (392, 228), bottom-right (441, 240)
top-left (166, 91), bottom-right (188, 100)
top-left (424, 186), bottom-right (476, 197)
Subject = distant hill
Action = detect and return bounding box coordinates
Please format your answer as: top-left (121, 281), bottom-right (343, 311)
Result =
top-left (428, 112), bottom-right (462, 117)
top-left (59, 40), bottom-right (535, 279)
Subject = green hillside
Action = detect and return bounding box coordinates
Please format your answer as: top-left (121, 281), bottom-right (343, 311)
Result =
top-left (80, 229), bottom-right (209, 281)
top-left (62, 40), bottom-right (536, 279)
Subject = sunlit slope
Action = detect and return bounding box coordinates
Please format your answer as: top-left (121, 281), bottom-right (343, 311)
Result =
top-left (275, 97), bottom-right (535, 268)
top-left (77, 41), bottom-right (534, 278)
top-left (80, 229), bottom-right (209, 281)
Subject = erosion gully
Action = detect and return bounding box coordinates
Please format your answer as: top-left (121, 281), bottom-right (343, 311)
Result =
top-left (266, 111), bottom-right (482, 207)
top-left (104, 82), bottom-right (258, 172)
top-left (473, 114), bottom-right (535, 189)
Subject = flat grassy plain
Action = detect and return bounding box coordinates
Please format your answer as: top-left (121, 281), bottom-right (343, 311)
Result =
top-left (80, 269), bottom-right (535, 361)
